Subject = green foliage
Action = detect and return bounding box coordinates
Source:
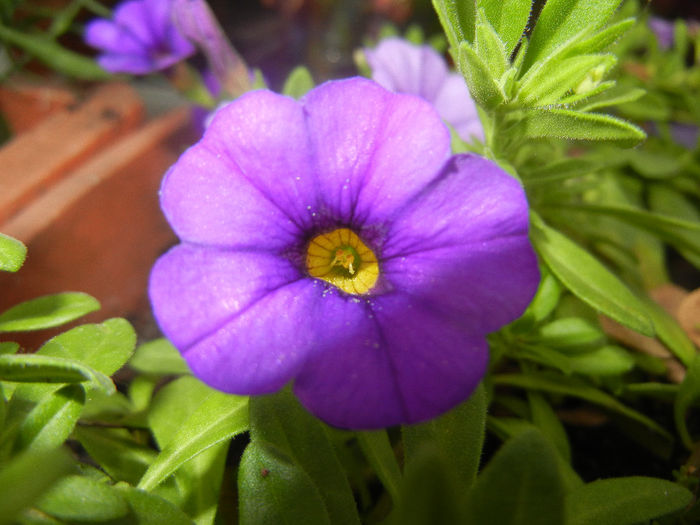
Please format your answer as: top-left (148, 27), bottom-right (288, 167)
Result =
top-left (0, 293), bottom-right (100, 333)
top-left (282, 66), bottom-right (315, 99)
top-left (129, 338), bottom-right (190, 376)
top-left (0, 232), bottom-right (26, 272)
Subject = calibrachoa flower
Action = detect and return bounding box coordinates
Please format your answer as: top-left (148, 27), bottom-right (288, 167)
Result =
top-left (85, 0), bottom-right (195, 74)
top-left (149, 77), bottom-right (539, 429)
top-left (364, 37), bottom-right (484, 142)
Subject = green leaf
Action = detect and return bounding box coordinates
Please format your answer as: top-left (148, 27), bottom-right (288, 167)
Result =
top-left (530, 214), bottom-right (654, 336)
top-left (565, 18), bottom-right (636, 56)
top-left (576, 86), bottom-right (646, 113)
top-left (492, 371), bottom-right (671, 437)
top-left (524, 0), bottom-right (622, 71)
top-left (149, 376), bottom-right (228, 525)
top-left (0, 448), bottom-right (73, 525)
top-left (282, 66), bottom-right (314, 99)
top-left (648, 184), bottom-right (700, 269)
top-left (15, 383), bottom-right (85, 452)
top-left (37, 475), bottom-right (128, 522)
top-left (389, 445), bottom-right (465, 525)
top-left (521, 271), bottom-right (562, 324)
top-left (475, 15), bottom-right (509, 79)
top-left (0, 24), bottom-right (109, 80)
top-left (403, 384), bottom-right (486, 493)
top-left (458, 41), bottom-right (506, 108)
top-left (248, 390), bottom-right (360, 525)
top-left (238, 440), bottom-right (331, 525)
top-left (565, 476), bottom-right (693, 525)
top-left (432, 0), bottom-right (476, 52)
top-left (516, 54), bottom-right (615, 107)
top-left (521, 109), bottom-right (646, 146)
top-left (75, 427), bottom-right (156, 485)
top-left (464, 429), bottom-right (566, 525)
top-left (138, 391), bottom-right (248, 491)
top-left (38, 318), bottom-right (136, 377)
top-left (675, 354), bottom-right (700, 450)
top-left (357, 430), bottom-right (401, 504)
top-left (567, 345), bottom-right (635, 376)
top-left (129, 338), bottom-right (190, 376)
top-left (536, 317), bottom-right (605, 351)
top-left (528, 392), bottom-right (570, 462)
top-left (0, 353), bottom-right (93, 383)
top-left (639, 295), bottom-right (695, 366)
top-left (479, 0), bottom-right (531, 53)
top-left (0, 232), bottom-right (26, 272)
top-left (0, 293), bottom-right (100, 333)
top-left (114, 483), bottom-right (195, 525)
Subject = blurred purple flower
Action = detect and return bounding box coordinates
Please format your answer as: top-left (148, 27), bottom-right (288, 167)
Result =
top-left (649, 17), bottom-right (675, 50)
top-left (364, 37), bottom-right (484, 142)
top-left (149, 78), bottom-right (538, 429)
top-left (85, 0), bottom-right (195, 74)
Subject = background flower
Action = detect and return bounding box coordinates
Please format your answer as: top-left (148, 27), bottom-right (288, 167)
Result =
top-left (364, 37), bottom-right (484, 142)
top-left (149, 78), bottom-right (538, 429)
top-left (84, 0), bottom-right (195, 74)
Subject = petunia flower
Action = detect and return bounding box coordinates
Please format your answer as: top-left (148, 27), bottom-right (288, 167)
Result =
top-left (364, 37), bottom-right (484, 142)
top-left (149, 77), bottom-right (539, 429)
top-left (84, 0), bottom-right (195, 74)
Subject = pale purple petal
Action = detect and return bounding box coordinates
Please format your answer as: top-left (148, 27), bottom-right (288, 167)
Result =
top-left (294, 292), bottom-right (488, 429)
top-left (84, 20), bottom-right (144, 55)
top-left (649, 17), bottom-right (674, 50)
top-left (433, 74), bottom-right (484, 141)
top-left (302, 78), bottom-right (451, 226)
top-left (381, 154), bottom-right (539, 333)
top-left (149, 244), bottom-right (313, 393)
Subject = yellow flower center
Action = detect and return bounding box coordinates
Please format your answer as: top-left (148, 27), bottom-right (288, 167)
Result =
top-left (306, 228), bottom-right (379, 295)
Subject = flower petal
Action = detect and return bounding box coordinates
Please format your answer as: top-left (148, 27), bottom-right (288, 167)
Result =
top-left (149, 244), bottom-right (315, 393)
top-left (161, 92), bottom-right (317, 250)
top-left (294, 292), bottom-right (488, 429)
top-left (302, 78), bottom-right (451, 226)
top-left (382, 154), bottom-right (540, 333)
top-left (433, 74), bottom-right (484, 141)
top-left (84, 20), bottom-right (144, 55)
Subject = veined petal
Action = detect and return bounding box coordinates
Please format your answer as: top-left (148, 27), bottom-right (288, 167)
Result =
top-left (201, 90), bottom-right (320, 231)
top-left (302, 78), bottom-right (451, 226)
top-left (382, 154), bottom-right (539, 333)
top-left (149, 244), bottom-right (312, 393)
top-left (294, 292), bottom-right (488, 429)
top-left (112, 0), bottom-right (160, 47)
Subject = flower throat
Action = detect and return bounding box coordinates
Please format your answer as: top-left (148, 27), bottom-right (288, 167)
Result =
top-left (306, 228), bottom-right (379, 295)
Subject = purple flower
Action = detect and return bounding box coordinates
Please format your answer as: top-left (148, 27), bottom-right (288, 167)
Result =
top-left (649, 17), bottom-right (674, 50)
top-left (149, 78), bottom-right (538, 429)
top-left (364, 37), bottom-right (484, 142)
top-left (85, 0), bottom-right (195, 74)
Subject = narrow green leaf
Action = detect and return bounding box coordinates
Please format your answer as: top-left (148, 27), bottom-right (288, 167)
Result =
top-left (282, 66), bottom-right (314, 99)
top-left (525, 271), bottom-right (562, 323)
top-left (238, 440), bottom-right (331, 525)
top-left (528, 392), bottom-right (571, 462)
top-left (0, 293), bottom-right (100, 333)
top-left (432, 0), bottom-right (476, 52)
top-left (479, 0), bottom-right (531, 53)
top-left (565, 18), bottom-right (636, 56)
top-left (403, 384), bottom-right (487, 492)
top-left (566, 476), bottom-right (693, 525)
top-left (114, 483), bottom-right (195, 525)
top-left (492, 371), bottom-right (670, 437)
top-left (0, 232), bottom-right (26, 272)
top-left (37, 475), bottom-right (128, 522)
top-left (639, 295), bottom-right (695, 366)
top-left (567, 345), bottom-right (635, 376)
top-left (536, 317), bottom-right (606, 351)
top-left (458, 41), bottom-right (506, 108)
top-left (0, 24), bottom-right (109, 79)
top-left (15, 383), bottom-right (85, 452)
top-left (0, 353), bottom-right (91, 383)
top-left (530, 214), bottom-right (654, 336)
top-left (138, 392), bottom-right (248, 491)
top-left (521, 109), bottom-right (646, 146)
top-left (464, 429), bottom-right (566, 525)
top-left (75, 427), bottom-right (156, 485)
top-left (577, 86), bottom-right (646, 112)
top-left (0, 448), bottom-right (73, 525)
top-left (249, 390), bottom-right (360, 525)
top-left (517, 54), bottom-right (615, 107)
top-left (524, 0), bottom-right (623, 71)
top-left (648, 184), bottom-right (700, 269)
top-left (357, 430), bottom-right (401, 504)
top-left (38, 318), bottom-right (136, 377)
top-left (0, 342), bottom-right (20, 355)
top-left (475, 15), bottom-right (509, 79)
top-left (675, 354), bottom-right (700, 450)
top-left (129, 338), bottom-right (190, 376)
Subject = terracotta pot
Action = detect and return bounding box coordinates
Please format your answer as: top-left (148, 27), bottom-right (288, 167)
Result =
top-left (0, 78), bottom-right (197, 349)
